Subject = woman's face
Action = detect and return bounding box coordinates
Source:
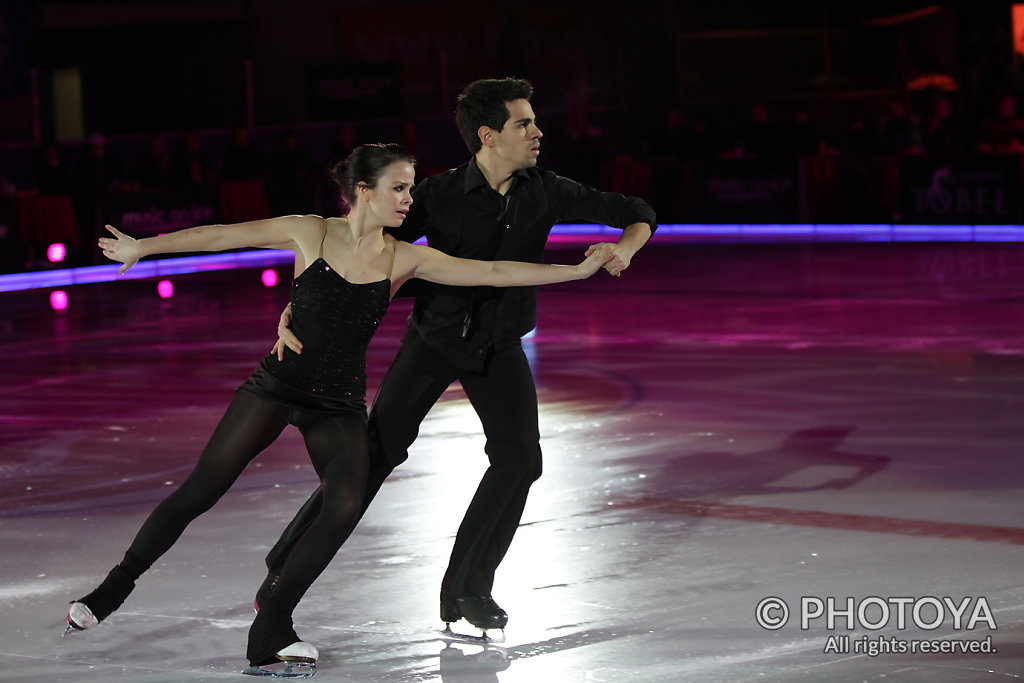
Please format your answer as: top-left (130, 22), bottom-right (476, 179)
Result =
top-left (363, 161), bottom-right (415, 227)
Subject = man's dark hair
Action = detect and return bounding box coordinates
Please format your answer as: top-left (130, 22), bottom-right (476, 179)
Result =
top-left (455, 78), bottom-right (534, 154)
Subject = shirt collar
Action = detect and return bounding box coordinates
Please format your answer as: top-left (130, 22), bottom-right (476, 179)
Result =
top-left (463, 157), bottom-right (531, 195)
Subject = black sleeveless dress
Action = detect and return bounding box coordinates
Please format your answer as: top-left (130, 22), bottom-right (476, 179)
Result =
top-left (238, 255), bottom-right (392, 423)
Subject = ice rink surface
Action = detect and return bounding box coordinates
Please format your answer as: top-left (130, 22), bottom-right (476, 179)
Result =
top-left (2, 243), bottom-right (1023, 682)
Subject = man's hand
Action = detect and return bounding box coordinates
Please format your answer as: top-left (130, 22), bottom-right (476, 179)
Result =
top-left (584, 242), bottom-right (633, 277)
top-left (585, 223), bottom-right (651, 277)
top-left (272, 304), bottom-right (303, 361)
top-left (575, 245), bottom-right (614, 278)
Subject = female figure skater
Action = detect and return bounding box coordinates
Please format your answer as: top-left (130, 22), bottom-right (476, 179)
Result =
top-left (67, 143), bottom-right (610, 675)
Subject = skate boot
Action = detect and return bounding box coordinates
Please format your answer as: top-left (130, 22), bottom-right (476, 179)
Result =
top-left (441, 594), bottom-right (508, 643)
top-left (65, 602), bottom-right (99, 634)
top-left (63, 565), bottom-right (136, 636)
top-left (455, 597), bottom-right (508, 630)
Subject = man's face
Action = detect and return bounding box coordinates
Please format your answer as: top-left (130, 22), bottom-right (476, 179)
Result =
top-left (491, 98), bottom-right (543, 169)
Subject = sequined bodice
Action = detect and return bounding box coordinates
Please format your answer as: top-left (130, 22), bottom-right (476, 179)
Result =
top-left (263, 258), bottom-right (391, 399)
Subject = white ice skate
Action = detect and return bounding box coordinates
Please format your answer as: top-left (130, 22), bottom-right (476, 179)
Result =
top-left (62, 602), bottom-right (99, 636)
top-left (242, 641), bottom-right (318, 678)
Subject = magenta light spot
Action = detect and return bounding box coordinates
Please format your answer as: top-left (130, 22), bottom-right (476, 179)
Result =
top-left (157, 280), bottom-right (174, 298)
top-left (49, 290), bottom-right (68, 310)
top-left (47, 243), bottom-right (66, 262)
top-left (261, 269), bottom-right (278, 287)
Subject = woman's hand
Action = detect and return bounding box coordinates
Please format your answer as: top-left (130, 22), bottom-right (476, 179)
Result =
top-left (575, 245), bottom-right (614, 279)
top-left (272, 304), bottom-right (303, 360)
top-left (98, 225), bottom-right (141, 274)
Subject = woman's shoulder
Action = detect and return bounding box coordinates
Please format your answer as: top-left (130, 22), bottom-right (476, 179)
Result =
top-left (387, 233), bottom-right (414, 259)
top-left (388, 236), bottom-right (435, 275)
top-left (276, 213), bottom-right (331, 231)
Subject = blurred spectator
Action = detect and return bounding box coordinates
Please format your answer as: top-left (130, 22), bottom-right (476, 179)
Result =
top-left (316, 123), bottom-right (357, 215)
top-left (838, 105), bottom-right (877, 155)
top-left (735, 102), bottom-right (779, 158)
top-left (877, 99), bottom-right (922, 154)
top-left (654, 110), bottom-right (721, 161)
top-left (134, 133), bottom-right (175, 190)
top-left (71, 132), bottom-right (123, 237)
top-left (557, 56), bottom-right (605, 187)
top-left (325, 123), bottom-right (356, 171)
top-left (73, 132), bottom-right (123, 196)
top-left (920, 93), bottom-right (962, 156)
top-left (174, 131), bottom-right (215, 188)
top-left (660, 107), bottom-right (685, 153)
top-left (32, 143), bottom-right (72, 196)
top-left (652, 107), bottom-right (694, 220)
top-left (966, 46), bottom-right (1024, 117)
top-left (270, 129), bottom-right (315, 215)
top-left (687, 115), bottom-right (720, 160)
top-left (783, 105), bottom-right (823, 156)
top-left (398, 118), bottom-right (430, 168)
top-left (977, 92), bottom-right (1024, 154)
top-left (222, 127), bottom-right (265, 181)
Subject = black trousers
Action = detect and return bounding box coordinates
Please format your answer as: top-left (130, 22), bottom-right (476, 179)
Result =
top-left (265, 334), bottom-right (542, 599)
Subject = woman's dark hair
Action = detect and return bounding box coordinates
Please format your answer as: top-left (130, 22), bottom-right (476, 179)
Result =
top-left (455, 78), bottom-right (534, 154)
top-left (331, 143), bottom-right (416, 211)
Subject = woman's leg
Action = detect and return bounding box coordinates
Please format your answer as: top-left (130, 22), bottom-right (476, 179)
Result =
top-left (262, 335), bottom-right (456, 576)
top-left (246, 412), bottom-right (369, 666)
top-left (73, 392), bottom-right (289, 624)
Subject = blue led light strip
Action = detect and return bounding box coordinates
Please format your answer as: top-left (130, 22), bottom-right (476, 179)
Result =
top-left (3, 223), bottom-right (1022, 293)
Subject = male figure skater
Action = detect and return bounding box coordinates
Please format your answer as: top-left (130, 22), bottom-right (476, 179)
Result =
top-left (262, 77), bottom-right (656, 632)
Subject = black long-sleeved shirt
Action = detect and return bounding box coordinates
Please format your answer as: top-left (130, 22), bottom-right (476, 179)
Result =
top-left (390, 157), bottom-right (657, 371)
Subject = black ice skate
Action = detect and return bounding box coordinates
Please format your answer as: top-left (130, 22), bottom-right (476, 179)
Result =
top-left (440, 595), bottom-right (508, 643)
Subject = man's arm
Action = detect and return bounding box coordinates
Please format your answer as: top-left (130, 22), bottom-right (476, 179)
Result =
top-left (584, 222), bottom-right (652, 277)
top-left (548, 173), bottom-right (656, 276)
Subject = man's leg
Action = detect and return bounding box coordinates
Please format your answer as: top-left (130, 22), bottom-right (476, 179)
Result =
top-left (441, 344), bottom-right (541, 625)
top-left (263, 335), bottom-right (456, 575)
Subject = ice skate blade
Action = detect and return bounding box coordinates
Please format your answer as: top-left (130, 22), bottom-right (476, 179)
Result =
top-left (63, 602), bottom-right (98, 636)
top-left (441, 623), bottom-right (506, 645)
top-left (242, 661), bottom-right (316, 678)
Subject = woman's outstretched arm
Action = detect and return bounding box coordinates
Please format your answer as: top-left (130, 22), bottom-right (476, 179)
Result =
top-left (401, 242), bottom-right (612, 288)
top-left (98, 215), bottom-right (317, 274)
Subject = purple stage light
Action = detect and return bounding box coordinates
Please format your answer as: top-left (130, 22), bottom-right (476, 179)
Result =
top-left (261, 269), bottom-right (278, 287)
top-left (157, 280), bottom-right (174, 298)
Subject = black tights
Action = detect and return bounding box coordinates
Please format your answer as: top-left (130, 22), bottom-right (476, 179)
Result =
top-left (77, 391), bottom-right (369, 666)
